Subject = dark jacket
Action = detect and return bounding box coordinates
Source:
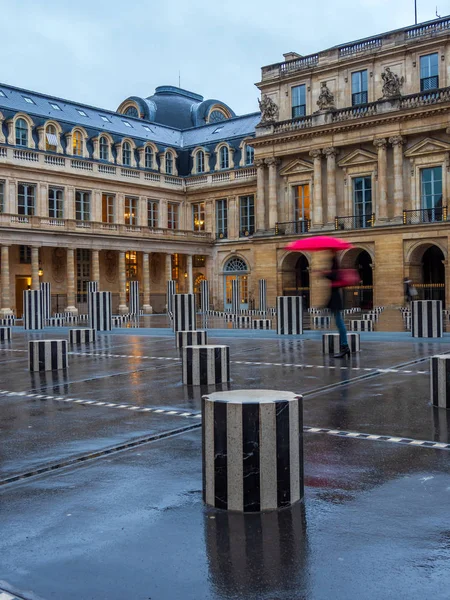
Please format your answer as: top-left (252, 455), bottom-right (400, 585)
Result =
top-left (325, 256), bottom-right (343, 311)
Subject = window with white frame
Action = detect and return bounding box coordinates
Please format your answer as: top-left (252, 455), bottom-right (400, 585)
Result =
top-left (353, 176), bottom-right (372, 228)
top-left (73, 131), bottom-right (83, 156)
top-left (145, 146), bottom-right (153, 169)
top-left (46, 124), bottom-right (58, 152)
top-left (122, 141), bottom-right (132, 166)
top-left (421, 166), bottom-right (443, 221)
top-left (196, 150), bottom-right (205, 173)
top-left (245, 145), bottom-right (254, 165)
top-left (291, 85), bottom-right (306, 118)
top-left (99, 136), bottom-right (109, 161)
top-left (166, 151), bottom-right (174, 174)
top-left (75, 190), bottom-right (90, 221)
top-left (420, 53), bottom-right (439, 91)
top-left (192, 202), bottom-right (205, 231)
top-left (18, 183), bottom-right (35, 216)
top-left (167, 202), bottom-right (179, 229)
top-left (0, 180), bottom-right (4, 213)
top-left (15, 118), bottom-right (28, 146)
top-left (351, 70), bottom-right (368, 106)
top-left (102, 194), bottom-right (115, 223)
top-left (48, 187), bottom-right (64, 219)
top-left (239, 195), bottom-right (255, 236)
top-left (147, 200), bottom-right (159, 228)
top-left (124, 196), bottom-right (138, 225)
top-left (219, 146), bottom-right (229, 169)
top-left (216, 199), bottom-right (227, 238)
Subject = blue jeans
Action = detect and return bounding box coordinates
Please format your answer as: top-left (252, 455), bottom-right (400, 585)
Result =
top-left (333, 310), bottom-right (348, 346)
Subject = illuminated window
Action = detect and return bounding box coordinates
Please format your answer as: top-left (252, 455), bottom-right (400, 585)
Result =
top-left (172, 253), bottom-right (179, 281)
top-left (124, 196), bottom-right (138, 225)
top-left (102, 194), bottom-right (115, 223)
top-left (126, 251), bottom-right (137, 279)
top-left (294, 184), bottom-right (310, 221)
top-left (45, 124), bottom-right (58, 151)
top-left (192, 202), bottom-right (205, 231)
top-left (73, 131), bottom-right (83, 156)
top-left (15, 118), bottom-right (28, 146)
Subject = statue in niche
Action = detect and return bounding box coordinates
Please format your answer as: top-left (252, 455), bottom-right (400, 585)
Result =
top-left (316, 82), bottom-right (335, 111)
top-left (258, 95), bottom-right (279, 124)
top-left (381, 67), bottom-right (404, 99)
top-left (105, 251), bottom-right (117, 283)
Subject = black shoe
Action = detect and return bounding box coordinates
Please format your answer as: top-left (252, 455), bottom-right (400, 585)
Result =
top-left (334, 344), bottom-right (350, 358)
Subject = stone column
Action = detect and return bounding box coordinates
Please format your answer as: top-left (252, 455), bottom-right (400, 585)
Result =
top-left (323, 147), bottom-right (337, 225)
top-left (310, 149), bottom-right (323, 228)
top-left (0, 245), bottom-right (13, 316)
top-left (142, 252), bottom-right (153, 314)
top-left (266, 157), bottom-right (280, 230)
top-left (389, 136), bottom-right (405, 221)
top-left (92, 249), bottom-right (100, 284)
top-left (186, 254), bottom-right (193, 294)
top-left (65, 248), bottom-right (78, 315)
top-left (373, 138), bottom-right (388, 220)
top-left (31, 246), bottom-right (40, 291)
top-left (255, 159), bottom-right (266, 231)
top-left (166, 253), bottom-right (172, 282)
top-left (228, 196), bottom-right (237, 239)
top-left (118, 251), bottom-right (128, 314)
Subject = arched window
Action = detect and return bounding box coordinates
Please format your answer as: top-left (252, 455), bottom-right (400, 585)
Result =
top-left (166, 151), bottom-right (173, 175)
top-left (245, 145), bottom-right (254, 165)
top-left (99, 136), bottom-right (109, 161)
top-left (73, 130), bottom-right (83, 156)
top-left (122, 141), bottom-right (131, 166)
top-left (219, 146), bottom-right (229, 170)
top-left (45, 124), bottom-right (58, 152)
top-left (223, 256), bottom-right (249, 310)
top-left (224, 257), bottom-right (248, 272)
top-left (124, 106), bottom-right (139, 118)
top-left (145, 146), bottom-right (153, 169)
top-left (15, 118), bottom-right (28, 146)
top-left (196, 150), bottom-right (205, 173)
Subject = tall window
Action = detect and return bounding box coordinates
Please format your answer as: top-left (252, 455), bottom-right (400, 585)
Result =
top-left (216, 199), bottom-right (228, 238)
top-left (196, 150), bottom-right (205, 173)
top-left (48, 187), bottom-right (64, 219)
top-left (224, 257), bottom-right (249, 310)
top-left (75, 190), bottom-right (90, 221)
top-left (421, 166), bottom-right (443, 221)
top-left (76, 249), bottom-right (91, 303)
top-left (239, 195), bottom-right (255, 236)
top-left (147, 200), bottom-right (159, 228)
top-left (353, 176), bottom-right (372, 228)
top-left (167, 202), bottom-right (179, 229)
top-left (420, 53), bottom-right (439, 91)
top-left (192, 202), bottom-right (205, 231)
top-left (125, 251), bottom-right (137, 279)
top-left (45, 124), bottom-right (58, 152)
top-left (0, 181), bottom-right (4, 214)
top-left (19, 246), bottom-right (32, 264)
top-left (99, 136), bottom-right (109, 161)
top-left (145, 146), bottom-right (153, 169)
top-left (73, 131), bottom-right (83, 156)
top-left (294, 184), bottom-right (310, 232)
top-left (245, 145), bottom-right (254, 165)
top-left (122, 141), bottom-right (132, 166)
top-left (15, 118), bottom-right (28, 146)
top-left (351, 70), bottom-right (368, 106)
top-left (292, 85), bottom-right (306, 118)
top-left (166, 152), bottom-right (174, 174)
top-left (219, 146), bottom-right (229, 169)
top-left (18, 183), bottom-right (35, 216)
top-left (102, 194), bottom-right (115, 223)
top-left (124, 197), bottom-right (138, 225)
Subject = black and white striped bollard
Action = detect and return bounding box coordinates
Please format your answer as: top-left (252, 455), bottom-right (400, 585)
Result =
top-left (174, 294), bottom-right (196, 332)
top-left (0, 327), bottom-right (12, 342)
top-left (277, 296), bottom-right (303, 335)
top-left (182, 345), bottom-right (229, 385)
top-left (23, 290), bottom-right (43, 330)
top-left (69, 329), bottom-right (96, 345)
top-left (252, 319), bottom-right (271, 330)
top-left (312, 316), bottom-right (331, 328)
top-left (412, 300), bottom-right (443, 338)
top-left (322, 333), bottom-right (360, 354)
top-left (89, 291), bottom-right (112, 331)
top-left (349, 320), bottom-right (373, 332)
top-left (430, 356), bottom-right (450, 409)
top-left (176, 330), bottom-right (208, 349)
top-left (202, 389), bottom-right (304, 512)
top-left (29, 340), bottom-right (68, 372)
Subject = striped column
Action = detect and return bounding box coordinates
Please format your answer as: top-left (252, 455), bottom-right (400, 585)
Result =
top-left (176, 330), bottom-right (208, 349)
top-left (259, 279), bottom-right (267, 312)
top-left (167, 280), bottom-right (176, 315)
top-left (40, 282), bottom-right (51, 320)
top-left (69, 329), bottom-right (96, 344)
top-left (29, 340), bottom-right (68, 371)
top-left (431, 355), bottom-right (450, 409)
top-left (349, 320), bottom-right (373, 332)
top-left (252, 319), bottom-right (271, 330)
top-left (23, 290), bottom-right (43, 330)
top-left (0, 327), bottom-right (11, 342)
top-left (276, 296), bottom-right (303, 335)
top-left (183, 345), bottom-right (229, 385)
top-left (412, 300), bottom-right (443, 338)
top-left (202, 390), bottom-right (304, 512)
top-left (200, 280), bottom-right (210, 314)
top-left (231, 279), bottom-right (240, 314)
top-left (129, 281), bottom-right (140, 316)
top-left (174, 293), bottom-right (196, 332)
top-left (322, 333), bottom-right (360, 354)
top-left (89, 291), bottom-right (112, 331)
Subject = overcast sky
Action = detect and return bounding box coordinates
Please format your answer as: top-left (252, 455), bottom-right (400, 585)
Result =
top-left (0, 0), bottom-right (444, 117)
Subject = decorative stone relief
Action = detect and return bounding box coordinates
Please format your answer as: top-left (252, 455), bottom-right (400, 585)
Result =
top-left (52, 248), bottom-right (65, 283)
top-left (316, 82), bottom-right (335, 111)
top-left (381, 67), bottom-right (404, 99)
top-left (105, 250), bottom-right (117, 283)
top-left (150, 253), bottom-right (161, 284)
top-left (258, 95), bottom-right (279, 124)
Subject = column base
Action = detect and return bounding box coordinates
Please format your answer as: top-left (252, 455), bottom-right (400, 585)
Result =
top-left (64, 306), bottom-right (79, 316)
top-left (0, 308), bottom-right (14, 317)
top-left (118, 304), bottom-right (129, 315)
top-left (143, 305), bottom-right (153, 314)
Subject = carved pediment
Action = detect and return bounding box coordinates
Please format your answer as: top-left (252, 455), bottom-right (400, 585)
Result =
top-left (404, 137), bottom-right (450, 158)
top-left (279, 158), bottom-right (313, 176)
top-left (337, 149), bottom-right (377, 168)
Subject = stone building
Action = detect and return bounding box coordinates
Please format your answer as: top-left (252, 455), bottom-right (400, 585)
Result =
top-left (1, 16), bottom-right (450, 315)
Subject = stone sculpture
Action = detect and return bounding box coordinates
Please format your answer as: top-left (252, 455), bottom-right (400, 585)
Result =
top-left (381, 67), bottom-right (404, 99)
top-left (317, 82), bottom-right (335, 110)
top-left (258, 95), bottom-right (279, 123)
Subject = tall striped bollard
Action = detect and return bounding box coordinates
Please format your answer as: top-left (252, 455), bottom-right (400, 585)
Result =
top-left (129, 280), bottom-right (140, 316)
top-left (231, 279), bottom-right (240, 314)
top-left (174, 293), bottom-right (196, 332)
top-left (89, 291), bottom-right (112, 331)
top-left (29, 340), bottom-right (68, 372)
top-left (412, 300), bottom-right (443, 338)
top-left (276, 296), bottom-right (303, 335)
top-left (259, 279), bottom-right (267, 312)
top-left (23, 290), bottom-right (43, 330)
top-left (40, 282), bottom-right (51, 320)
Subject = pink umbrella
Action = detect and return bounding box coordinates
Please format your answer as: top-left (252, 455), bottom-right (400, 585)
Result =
top-left (285, 235), bottom-right (353, 252)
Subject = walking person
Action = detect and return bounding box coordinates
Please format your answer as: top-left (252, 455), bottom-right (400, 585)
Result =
top-left (324, 251), bottom-right (350, 358)
top-left (404, 277), bottom-right (417, 305)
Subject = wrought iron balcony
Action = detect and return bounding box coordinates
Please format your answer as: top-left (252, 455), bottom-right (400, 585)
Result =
top-left (239, 227), bottom-right (255, 238)
top-left (335, 214), bottom-right (375, 230)
top-left (216, 231), bottom-right (228, 240)
top-left (275, 220), bottom-right (311, 235)
top-left (403, 207), bottom-right (447, 225)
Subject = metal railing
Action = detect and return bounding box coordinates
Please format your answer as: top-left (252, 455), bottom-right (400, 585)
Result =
top-left (239, 228), bottom-right (255, 238)
top-left (403, 207), bottom-right (447, 224)
top-left (335, 214), bottom-right (375, 230)
top-left (275, 220), bottom-right (311, 235)
top-left (216, 231), bottom-right (228, 240)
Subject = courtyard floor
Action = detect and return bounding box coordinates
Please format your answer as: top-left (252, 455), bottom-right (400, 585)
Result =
top-left (0, 319), bottom-right (449, 600)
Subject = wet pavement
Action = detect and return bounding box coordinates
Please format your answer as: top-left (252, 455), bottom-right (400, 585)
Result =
top-left (0, 320), bottom-right (450, 600)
